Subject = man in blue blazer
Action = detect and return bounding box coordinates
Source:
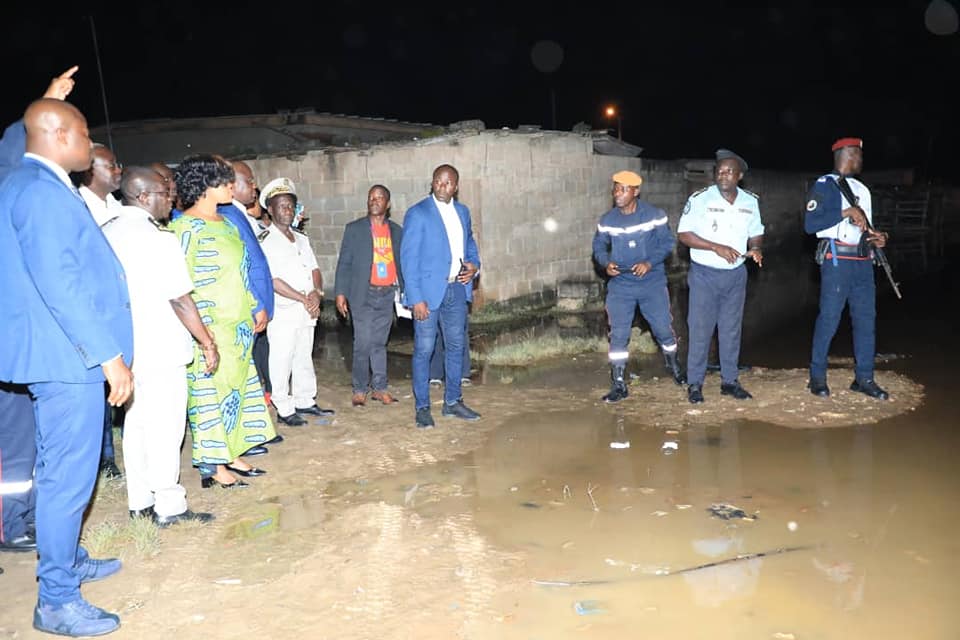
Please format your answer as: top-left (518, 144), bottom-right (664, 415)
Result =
top-left (0, 98), bottom-right (134, 637)
top-left (0, 66), bottom-right (79, 561)
top-left (400, 165), bottom-right (481, 428)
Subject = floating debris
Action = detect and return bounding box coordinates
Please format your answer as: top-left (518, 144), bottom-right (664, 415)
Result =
top-left (573, 600), bottom-right (606, 616)
top-left (707, 503), bottom-right (757, 521)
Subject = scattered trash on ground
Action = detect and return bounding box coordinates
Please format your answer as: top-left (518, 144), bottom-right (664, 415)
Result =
top-left (708, 503), bottom-right (757, 521)
top-left (610, 441), bottom-right (630, 449)
top-left (573, 600), bottom-right (606, 615)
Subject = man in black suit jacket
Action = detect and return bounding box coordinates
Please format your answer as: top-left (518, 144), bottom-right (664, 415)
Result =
top-left (335, 185), bottom-right (404, 407)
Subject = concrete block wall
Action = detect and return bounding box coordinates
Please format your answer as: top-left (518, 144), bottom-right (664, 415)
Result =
top-left (246, 130), bottom-right (816, 307)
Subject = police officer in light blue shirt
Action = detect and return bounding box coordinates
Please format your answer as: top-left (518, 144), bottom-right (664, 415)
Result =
top-left (678, 149), bottom-right (764, 404)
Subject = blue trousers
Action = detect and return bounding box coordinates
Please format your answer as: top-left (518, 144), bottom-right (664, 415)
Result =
top-left (0, 383), bottom-right (36, 542)
top-left (810, 259), bottom-right (876, 382)
top-left (429, 311), bottom-right (471, 380)
top-left (686, 262), bottom-right (747, 386)
top-left (605, 279), bottom-right (678, 364)
top-left (29, 381), bottom-right (104, 605)
top-left (412, 283), bottom-right (467, 409)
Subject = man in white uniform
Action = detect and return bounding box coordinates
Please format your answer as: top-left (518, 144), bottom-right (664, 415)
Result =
top-left (259, 178), bottom-right (334, 426)
top-left (101, 167), bottom-right (218, 527)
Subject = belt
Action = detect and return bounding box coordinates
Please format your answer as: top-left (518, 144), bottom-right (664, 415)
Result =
top-left (368, 284), bottom-right (396, 289)
top-left (826, 243), bottom-right (871, 261)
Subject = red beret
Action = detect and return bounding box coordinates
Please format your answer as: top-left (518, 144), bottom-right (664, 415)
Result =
top-left (831, 137), bottom-right (863, 152)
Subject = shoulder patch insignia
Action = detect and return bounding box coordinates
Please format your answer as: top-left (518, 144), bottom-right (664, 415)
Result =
top-left (682, 200), bottom-right (691, 216)
top-left (806, 199), bottom-right (818, 212)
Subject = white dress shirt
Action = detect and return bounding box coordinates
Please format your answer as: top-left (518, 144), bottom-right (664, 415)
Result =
top-left (433, 195), bottom-right (464, 280)
top-left (79, 185), bottom-right (121, 227)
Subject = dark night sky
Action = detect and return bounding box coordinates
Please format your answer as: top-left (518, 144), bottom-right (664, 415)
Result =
top-left (4, 2), bottom-right (958, 179)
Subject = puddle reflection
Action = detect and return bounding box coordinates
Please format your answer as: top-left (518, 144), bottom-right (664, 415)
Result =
top-left (322, 405), bottom-right (960, 638)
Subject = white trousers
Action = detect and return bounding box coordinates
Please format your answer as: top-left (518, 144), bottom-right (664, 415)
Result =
top-left (268, 322), bottom-right (317, 417)
top-left (122, 364), bottom-right (188, 517)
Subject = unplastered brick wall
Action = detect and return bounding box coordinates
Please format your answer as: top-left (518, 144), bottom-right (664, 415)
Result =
top-left (247, 130), bottom-right (812, 307)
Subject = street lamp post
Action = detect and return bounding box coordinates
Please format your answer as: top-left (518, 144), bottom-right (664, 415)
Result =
top-left (604, 105), bottom-right (621, 141)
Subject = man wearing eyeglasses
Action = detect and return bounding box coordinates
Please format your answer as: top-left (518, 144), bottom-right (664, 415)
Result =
top-left (73, 144), bottom-right (122, 226)
top-left (101, 167), bottom-right (218, 528)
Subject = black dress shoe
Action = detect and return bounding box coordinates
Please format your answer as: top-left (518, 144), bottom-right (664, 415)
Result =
top-left (129, 506), bottom-right (156, 521)
top-left (808, 379), bottom-right (830, 397)
top-left (442, 400), bottom-right (481, 421)
top-left (155, 510), bottom-right (215, 528)
top-left (296, 404), bottom-right (336, 417)
top-left (277, 413), bottom-right (307, 426)
top-left (720, 381), bottom-right (753, 400)
top-left (0, 532), bottom-right (37, 552)
top-left (242, 445), bottom-right (269, 456)
top-left (226, 465), bottom-right (267, 477)
top-left (264, 434), bottom-right (284, 445)
top-left (688, 384), bottom-right (704, 404)
top-left (200, 477), bottom-right (249, 489)
top-left (99, 460), bottom-right (123, 479)
top-left (850, 379), bottom-right (889, 400)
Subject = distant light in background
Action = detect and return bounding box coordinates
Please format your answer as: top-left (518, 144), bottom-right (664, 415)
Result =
top-left (925, 0), bottom-right (959, 34)
top-left (543, 217), bottom-right (558, 233)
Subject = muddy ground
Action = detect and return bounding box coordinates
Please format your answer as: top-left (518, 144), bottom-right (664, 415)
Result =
top-left (0, 359), bottom-right (922, 639)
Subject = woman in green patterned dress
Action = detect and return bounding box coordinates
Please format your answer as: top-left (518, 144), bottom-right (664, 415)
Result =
top-left (170, 155), bottom-right (277, 488)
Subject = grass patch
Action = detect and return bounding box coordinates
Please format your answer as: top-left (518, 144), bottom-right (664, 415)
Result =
top-left (82, 515), bottom-right (162, 558)
top-left (470, 302), bottom-right (555, 325)
top-left (479, 332), bottom-right (607, 366)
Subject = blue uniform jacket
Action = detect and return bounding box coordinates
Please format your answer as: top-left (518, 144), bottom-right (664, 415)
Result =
top-left (803, 174), bottom-right (846, 234)
top-left (592, 202), bottom-right (675, 285)
top-left (400, 196), bottom-right (480, 311)
top-left (0, 157), bottom-right (133, 383)
top-left (172, 204), bottom-right (274, 319)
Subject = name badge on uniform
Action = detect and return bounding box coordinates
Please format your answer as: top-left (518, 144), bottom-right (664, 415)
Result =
top-left (628, 240), bottom-right (636, 248)
top-left (376, 262), bottom-right (388, 279)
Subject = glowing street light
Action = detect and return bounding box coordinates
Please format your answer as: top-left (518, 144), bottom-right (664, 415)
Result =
top-left (604, 105), bottom-right (621, 141)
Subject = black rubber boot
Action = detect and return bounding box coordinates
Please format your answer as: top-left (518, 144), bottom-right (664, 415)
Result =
top-left (663, 351), bottom-right (686, 386)
top-left (602, 365), bottom-right (629, 403)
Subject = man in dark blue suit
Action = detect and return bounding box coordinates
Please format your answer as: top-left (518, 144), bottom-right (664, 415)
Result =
top-left (400, 164), bottom-right (481, 428)
top-left (0, 98), bottom-right (134, 637)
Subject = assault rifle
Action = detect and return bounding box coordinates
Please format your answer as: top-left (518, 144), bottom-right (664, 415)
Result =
top-left (835, 176), bottom-right (902, 299)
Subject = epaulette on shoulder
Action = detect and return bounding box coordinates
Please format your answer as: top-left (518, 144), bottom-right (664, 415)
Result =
top-left (257, 228), bottom-right (270, 242)
top-left (149, 217), bottom-right (174, 232)
top-left (100, 215), bottom-right (119, 228)
top-left (292, 227), bottom-right (307, 236)
top-left (741, 188), bottom-right (760, 200)
top-left (689, 186), bottom-right (709, 198)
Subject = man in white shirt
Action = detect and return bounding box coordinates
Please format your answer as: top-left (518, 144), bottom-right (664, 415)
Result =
top-left (101, 167), bottom-right (218, 528)
top-left (74, 143), bottom-right (121, 226)
top-left (73, 142), bottom-right (125, 479)
top-left (259, 178), bottom-right (334, 426)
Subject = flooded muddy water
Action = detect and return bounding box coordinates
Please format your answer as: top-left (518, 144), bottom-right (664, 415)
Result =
top-left (313, 265), bottom-right (959, 638)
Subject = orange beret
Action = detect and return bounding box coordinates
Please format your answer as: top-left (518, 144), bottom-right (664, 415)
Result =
top-left (612, 170), bottom-right (642, 187)
top-left (831, 137), bottom-right (863, 152)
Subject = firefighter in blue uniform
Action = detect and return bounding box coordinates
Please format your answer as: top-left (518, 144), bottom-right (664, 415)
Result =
top-left (592, 170), bottom-right (684, 403)
top-left (678, 149), bottom-right (764, 404)
top-left (804, 137), bottom-right (889, 400)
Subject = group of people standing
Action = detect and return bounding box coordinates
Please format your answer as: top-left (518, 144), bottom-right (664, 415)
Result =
top-left (0, 64), bottom-right (890, 638)
top-left (593, 141), bottom-right (891, 405)
top-left (0, 66), bottom-right (485, 637)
